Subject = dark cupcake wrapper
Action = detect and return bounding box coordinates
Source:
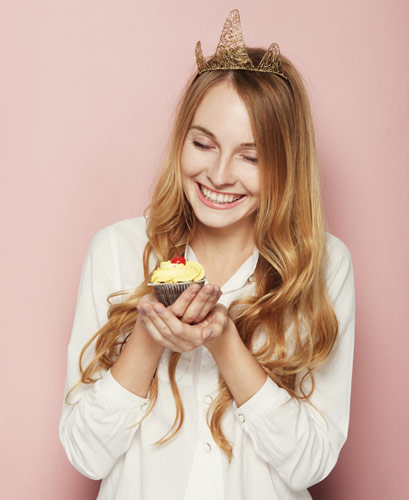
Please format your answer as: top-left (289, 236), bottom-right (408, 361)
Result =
top-left (148, 279), bottom-right (205, 307)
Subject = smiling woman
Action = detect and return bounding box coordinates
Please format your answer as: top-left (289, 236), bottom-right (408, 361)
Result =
top-left (59, 9), bottom-right (354, 500)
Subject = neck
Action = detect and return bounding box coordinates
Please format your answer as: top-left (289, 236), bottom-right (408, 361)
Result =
top-left (189, 221), bottom-right (257, 287)
top-left (192, 225), bottom-right (255, 254)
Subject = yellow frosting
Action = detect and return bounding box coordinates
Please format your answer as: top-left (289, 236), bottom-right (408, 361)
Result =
top-left (151, 260), bottom-right (205, 283)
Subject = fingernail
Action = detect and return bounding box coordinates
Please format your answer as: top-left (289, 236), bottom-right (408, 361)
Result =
top-left (204, 287), bottom-right (213, 295)
top-left (212, 287), bottom-right (219, 296)
top-left (141, 305), bottom-right (151, 314)
top-left (204, 327), bottom-right (213, 339)
top-left (190, 285), bottom-right (199, 294)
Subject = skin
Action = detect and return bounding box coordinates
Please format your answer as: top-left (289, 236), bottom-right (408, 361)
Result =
top-left (180, 80), bottom-right (260, 236)
top-left (111, 81), bottom-right (267, 406)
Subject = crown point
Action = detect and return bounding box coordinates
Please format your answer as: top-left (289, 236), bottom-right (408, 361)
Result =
top-left (258, 42), bottom-right (287, 79)
top-left (212, 8), bottom-right (254, 71)
top-left (195, 40), bottom-right (209, 74)
top-left (194, 10), bottom-right (286, 79)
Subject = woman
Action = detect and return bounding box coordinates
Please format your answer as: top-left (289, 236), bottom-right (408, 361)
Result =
top-left (60, 10), bottom-right (355, 500)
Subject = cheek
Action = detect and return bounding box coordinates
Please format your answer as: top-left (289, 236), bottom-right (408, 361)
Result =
top-left (180, 145), bottom-right (189, 175)
top-left (180, 148), bottom-right (200, 199)
top-left (181, 145), bottom-right (210, 178)
top-left (251, 175), bottom-right (261, 196)
top-left (181, 146), bottom-right (196, 177)
top-left (241, 169), bottom-right (261, 197)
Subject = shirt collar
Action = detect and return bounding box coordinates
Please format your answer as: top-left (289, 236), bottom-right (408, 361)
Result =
top-left (185, 245), bottom-right (259, 294)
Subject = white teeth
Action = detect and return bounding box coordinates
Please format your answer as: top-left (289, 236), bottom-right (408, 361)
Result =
top-left (200, 185), bottom-right (242, 204)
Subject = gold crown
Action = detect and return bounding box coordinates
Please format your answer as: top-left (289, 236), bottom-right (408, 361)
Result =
top-left (195, 9), bottom-right (287, 80)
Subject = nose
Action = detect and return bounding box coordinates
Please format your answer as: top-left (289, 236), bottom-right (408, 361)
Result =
top-left (206, 153), bottom-right (235, 188)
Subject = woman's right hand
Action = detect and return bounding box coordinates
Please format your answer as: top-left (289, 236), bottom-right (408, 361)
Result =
top-left (137, 284), bottom-right (222, 327)
top-left (169, 283), bottom-right (222, 324)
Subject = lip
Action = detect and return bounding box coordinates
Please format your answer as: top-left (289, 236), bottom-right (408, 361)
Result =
top-left (195, 182), bottom-right (246, 210)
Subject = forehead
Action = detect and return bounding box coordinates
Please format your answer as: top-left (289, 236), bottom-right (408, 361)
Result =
top-left (192, 80), bottom-right (255, 143)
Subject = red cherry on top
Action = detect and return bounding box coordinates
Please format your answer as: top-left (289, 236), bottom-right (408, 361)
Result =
top-left (171, 256), bottom-right (186, 265)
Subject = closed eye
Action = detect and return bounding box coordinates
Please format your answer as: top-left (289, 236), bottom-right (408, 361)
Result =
top-left (192, 140), bottom-right (211, 150)
top-left (193, 140), bottom-right (257, 164)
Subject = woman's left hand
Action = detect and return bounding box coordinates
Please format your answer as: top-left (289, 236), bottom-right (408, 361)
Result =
top-left (137, 301), bottom-right (230, 353)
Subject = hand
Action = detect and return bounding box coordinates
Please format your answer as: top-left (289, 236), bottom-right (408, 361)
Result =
top-left (138, 283), bottom-right (221, 323)
top-left (137, 299), bottom-right (229, 353)
top-left (169, 283), bottom-right (222, 324)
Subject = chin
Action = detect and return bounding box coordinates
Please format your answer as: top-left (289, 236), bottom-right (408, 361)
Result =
top-left (192, 204), bottom-right (257, 232)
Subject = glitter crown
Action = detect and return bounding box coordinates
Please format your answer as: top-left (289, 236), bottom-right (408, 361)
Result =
top-left (195, 9), bottom-right (287, 80)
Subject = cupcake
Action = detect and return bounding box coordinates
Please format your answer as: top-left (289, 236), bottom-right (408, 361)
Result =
top-left (149, 256), bottom-right (205, 307)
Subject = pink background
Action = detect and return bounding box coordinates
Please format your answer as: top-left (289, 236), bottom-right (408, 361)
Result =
top-left (1, 1), bottom-right (408, 498)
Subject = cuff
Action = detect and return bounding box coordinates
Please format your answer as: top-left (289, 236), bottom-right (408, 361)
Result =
top-left (233, 376), bottom-right (291, 427)
top-left (94, 369), bottom-right (150, 411)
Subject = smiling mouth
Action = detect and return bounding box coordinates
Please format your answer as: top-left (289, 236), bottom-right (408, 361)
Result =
top-left (198, 183), bottom-right (245, 204)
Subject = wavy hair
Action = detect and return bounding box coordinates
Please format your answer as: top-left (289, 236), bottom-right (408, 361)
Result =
top-left (67, 48), bottom-right (338, 461)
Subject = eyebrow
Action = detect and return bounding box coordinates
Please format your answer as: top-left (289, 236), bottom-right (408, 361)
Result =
top-left (189, 125), bottom-right (256, 148)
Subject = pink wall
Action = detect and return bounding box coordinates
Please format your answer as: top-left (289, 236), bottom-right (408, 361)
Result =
top-left (1, 1), bottom-right (408, 498)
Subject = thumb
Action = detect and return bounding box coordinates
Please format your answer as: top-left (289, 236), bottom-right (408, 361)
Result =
top-left (202, 326), bottom-right (214, 340)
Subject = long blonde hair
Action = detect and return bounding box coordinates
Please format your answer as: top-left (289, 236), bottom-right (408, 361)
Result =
top-left (68, 48), bottom-right (338, 461)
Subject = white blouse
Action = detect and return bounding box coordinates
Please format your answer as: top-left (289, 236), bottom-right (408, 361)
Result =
top-left (59, 216), bottom-right (355, 500)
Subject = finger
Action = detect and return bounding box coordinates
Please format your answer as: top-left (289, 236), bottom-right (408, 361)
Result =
top-left (139, 317), bottom-right (177, 351)
top-left (152, 303), bottom-right (201, 350)
top-left (202, 326), bottom-right (214, 341)
top-left (202, 305), bottom-right (229, 340)
top-left (138, 304), bottom-right (184, 351)
top-left (201, 318), bottom-right (224, 342)
top-left (181, 285), bottom-right (221, 324)
top-left (141, 303), bottom-right (196, 352)
top-left (190, 286), bottom-right (222, 323)
top-left (139, 293), bottom-right (159, 306)
top-left (169, 284), bottom-right (201, 318)
top-left (181, 284), bottom-right (214, 324)
top-left (181, 284), bottom-right (215, 323)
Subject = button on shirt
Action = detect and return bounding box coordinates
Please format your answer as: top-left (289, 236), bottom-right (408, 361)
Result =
top-left (59, 217), bottom-right (355, 500)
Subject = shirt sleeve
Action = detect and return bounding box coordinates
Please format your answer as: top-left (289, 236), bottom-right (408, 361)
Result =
top-left (232, 235), bottom-right (355, 491)
top-left (59, 226), bottom-right (149, 480)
